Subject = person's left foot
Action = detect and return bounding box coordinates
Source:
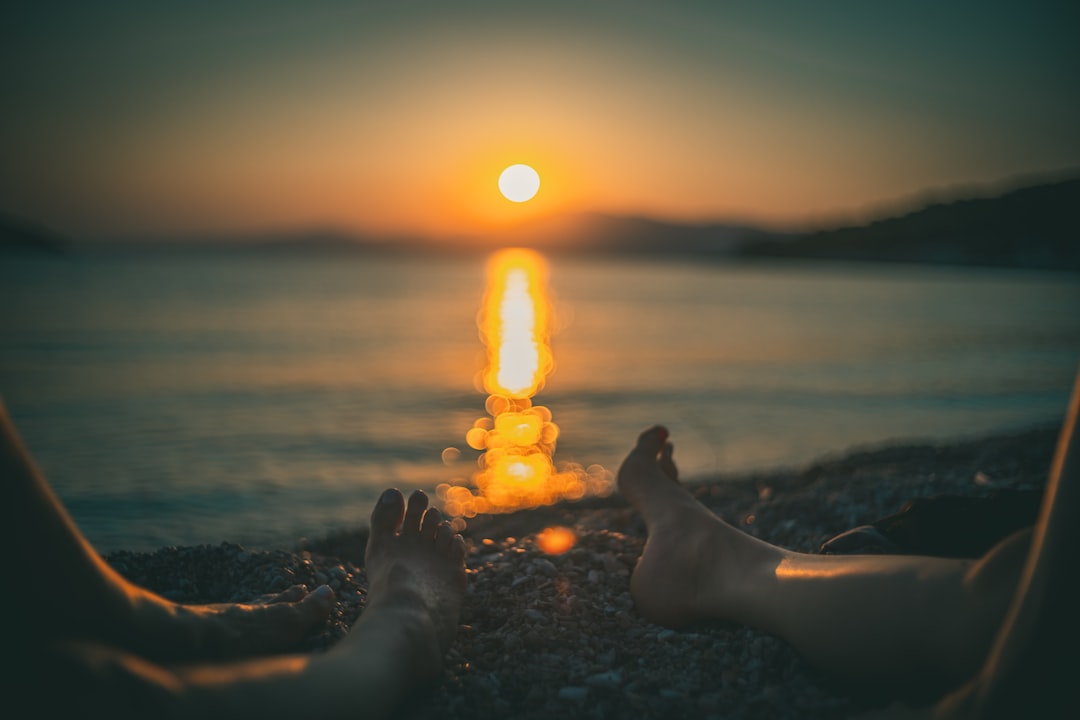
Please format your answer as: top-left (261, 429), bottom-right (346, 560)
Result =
top-left (128, 583), bottom-right (336, 662)
top-left (362, 488), bottom-right (468, 678)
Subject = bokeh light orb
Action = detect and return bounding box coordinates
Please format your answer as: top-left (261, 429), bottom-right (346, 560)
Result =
top-left (537, 526), bottom-right (577, 555)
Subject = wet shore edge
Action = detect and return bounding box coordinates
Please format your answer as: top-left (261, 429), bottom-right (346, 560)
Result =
top-left (106, 423), bottom-right (1061, 719)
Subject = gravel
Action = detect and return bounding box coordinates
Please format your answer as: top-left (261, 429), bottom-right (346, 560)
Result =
top-left (107, 423), bottom-right (1059, 720)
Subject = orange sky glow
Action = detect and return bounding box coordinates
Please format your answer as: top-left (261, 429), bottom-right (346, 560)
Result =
top-left (1, 2), bottom-right (1077, 242)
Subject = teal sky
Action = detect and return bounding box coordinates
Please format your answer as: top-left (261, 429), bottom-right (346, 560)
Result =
top-left (2, 1), bottom-right (1077, 240)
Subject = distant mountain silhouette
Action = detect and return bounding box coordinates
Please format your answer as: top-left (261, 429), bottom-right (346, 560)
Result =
top-left (484, 212), bottom-right (789, 259)
top-left (467, 174), bottom-right (1079, 271)
top-left (737, 176), bottom-right (1080, 270)
top-left (0, 212), bottom-right (69, 254)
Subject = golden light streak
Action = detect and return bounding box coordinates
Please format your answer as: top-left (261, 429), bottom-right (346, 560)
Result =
top-left (438, 247), bottom-right (614, 527)
top-left (480, 248), bottom-right (553, 399)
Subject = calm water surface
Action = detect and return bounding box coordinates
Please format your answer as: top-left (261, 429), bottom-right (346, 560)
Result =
top-left (2, 250), bottom-right (1078, 552)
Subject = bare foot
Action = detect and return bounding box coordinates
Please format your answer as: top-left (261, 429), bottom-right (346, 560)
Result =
top-left (618, 426), bottom-right (777, 628)
top-left (125, 583), bottom-right (336, 662)
top-left (2, 398), bottom-right (334, 664)
top-left (360, 488), bottom-right (467, 681)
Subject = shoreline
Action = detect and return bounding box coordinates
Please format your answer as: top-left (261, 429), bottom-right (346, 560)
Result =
top-left (107, 423), bottom-right (1060, 719)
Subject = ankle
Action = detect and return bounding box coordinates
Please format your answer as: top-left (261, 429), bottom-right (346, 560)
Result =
top-left (699, 526), bottom-right (782, 623)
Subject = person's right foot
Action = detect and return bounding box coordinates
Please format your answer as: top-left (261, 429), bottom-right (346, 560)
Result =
top-left (618, 426), bottom-right (774, 628)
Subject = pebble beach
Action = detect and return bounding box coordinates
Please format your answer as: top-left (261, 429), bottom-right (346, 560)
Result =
top-left (106, 423), bottom-right (1060, 720)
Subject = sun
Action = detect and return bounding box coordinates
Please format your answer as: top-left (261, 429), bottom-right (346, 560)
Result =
top-left (498, 164), bottom-right (540, 202)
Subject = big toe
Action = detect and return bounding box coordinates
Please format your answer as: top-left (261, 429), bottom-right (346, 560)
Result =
top-left (619, 426), bottom-right (688, 512)
top-left (635, 425), bottom-right (669, 456)
top-left (370, 488), bottom-right (405, 541)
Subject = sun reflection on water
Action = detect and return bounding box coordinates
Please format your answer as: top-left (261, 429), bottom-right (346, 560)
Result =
top-left (437, 248), bottom-right (613, 529)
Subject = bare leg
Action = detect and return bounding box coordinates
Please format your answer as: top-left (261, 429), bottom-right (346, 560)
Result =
top-left (619, 426), bottom-right (1029, 698)
top-left (173, 488), bottom-right (466, 719)
top-left (934, 371), bottom-right (1080, 719)
top-left (26, 489), bottom-right (467, 720)
top-left (1, 400), bottom-right (332, 662)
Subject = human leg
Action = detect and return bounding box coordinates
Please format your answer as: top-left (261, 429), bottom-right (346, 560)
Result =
top-left (22, 488), bottom-right (467, 720)
top-left (933, 370), bottom-right (1080, 719)
top-left (1, 400), bottom-right (332, 662)
top-left (619, 426), bottom-right (1030, 697)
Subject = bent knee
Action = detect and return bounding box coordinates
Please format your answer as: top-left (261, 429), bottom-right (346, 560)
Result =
top-left (964, 526), bottom-right (1033, 597)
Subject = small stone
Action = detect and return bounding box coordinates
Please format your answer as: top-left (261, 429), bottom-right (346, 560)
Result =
top-left (557, 686), bottom-right (588, 702)
top-left (698, 692), bottom-right (724, 712)
top-left (523, 631), bottom-right (544, 650)
top-left (267, 575), bottom-right (290, 592)
top-left (534, 559), bottom-right (558, 577)
top-left (585, 670), bottom-right (622, 689)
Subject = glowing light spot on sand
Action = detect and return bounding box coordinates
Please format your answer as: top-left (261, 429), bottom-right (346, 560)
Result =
top-left (537, 526), bottom-right (577, 555)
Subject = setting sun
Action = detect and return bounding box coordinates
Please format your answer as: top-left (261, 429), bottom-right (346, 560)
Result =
top-left (498, 164), bottom-right (541, 202)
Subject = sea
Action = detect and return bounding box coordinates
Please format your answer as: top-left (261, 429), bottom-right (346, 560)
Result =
top-left (2, 248), bottom-right (1078, 553)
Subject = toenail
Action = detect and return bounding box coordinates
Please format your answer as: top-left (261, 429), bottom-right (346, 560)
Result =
top-left (379, 488), bottom-right (399, 504)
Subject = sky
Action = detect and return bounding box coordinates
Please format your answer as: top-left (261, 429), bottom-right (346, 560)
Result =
top-left (1, 0), bottom-right (1078, 242)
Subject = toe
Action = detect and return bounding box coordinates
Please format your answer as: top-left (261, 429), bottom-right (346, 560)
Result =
top-left (449, 535), bottom-right (467, 563)
top-left (659, 441), bottom-right (678, 481)
top-left (422, 507), bottom-right (444, 539)
top-left (301, 585), bottom-right (335, 619)
top-left (435, 521), bottom-right (455, 552)
top-left (370, 488), bottom-right (405, 539)
top-left (274, 584), bottom-right (332, 633)
top-left (267, 584), bottom-right (307, 604)
top-left (635, 425), bottom-right (670, 455)
top-left (403, 489), bottom-right (429, 535)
